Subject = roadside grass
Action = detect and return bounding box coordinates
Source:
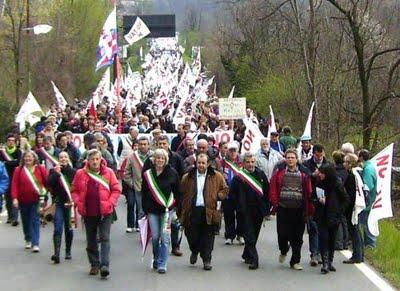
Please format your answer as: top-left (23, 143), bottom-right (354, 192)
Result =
top-left (365, 219), bottom-right (400, 289)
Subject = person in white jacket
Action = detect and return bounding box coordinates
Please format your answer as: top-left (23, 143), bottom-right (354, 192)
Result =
top-left (255, 138), bottom-right (284, 182)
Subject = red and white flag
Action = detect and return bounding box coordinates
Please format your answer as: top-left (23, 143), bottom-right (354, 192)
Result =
top-left (51, 81), bottom-right (68, 110)
top-left (368, 143), bottom-right (394, 236)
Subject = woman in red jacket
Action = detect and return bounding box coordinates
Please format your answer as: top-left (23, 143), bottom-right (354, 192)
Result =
top-left (72, 149), bottom-right (121, 279)
top-left (11, 150), bottom-right (48, 252)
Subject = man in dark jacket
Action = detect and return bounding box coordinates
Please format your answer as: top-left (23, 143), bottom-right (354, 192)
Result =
top-left (231, 152), bottom-right (269, 270)
top-left (179, 154), bottom-right (228, 270)
top-left (170, 123), bottom-right (187, 152)
top-left (303, 144), bottom-right (328, 266)
top-left (0, 133), bottom-right (21, 225)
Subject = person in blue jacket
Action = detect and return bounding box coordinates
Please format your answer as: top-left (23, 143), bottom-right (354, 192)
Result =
top-left (0, 161), bottom-right (10, 213)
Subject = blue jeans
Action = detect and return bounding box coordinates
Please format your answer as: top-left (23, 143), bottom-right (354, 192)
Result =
top-left (307, 219), bottom-right (319, 257)
top-left (359, 210), bottom-right (377, 248)
top-left (20, 203), bottom-right (40, 246)
top-left (148, 212), bottom-right (172, 270)
top-left (347, 217), bottom-right (363, 262)
top-left (54, 203), bottom-right (72, 235)
top-left (135, 191), bottom-right (144, 219)
top-left (126, 187), bottom-right (138, 228)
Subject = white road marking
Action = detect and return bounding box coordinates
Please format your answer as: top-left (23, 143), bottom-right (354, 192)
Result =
top-left (341, 250), bottom-right (396, 291)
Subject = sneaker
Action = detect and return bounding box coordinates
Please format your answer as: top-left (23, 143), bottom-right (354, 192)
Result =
top-left (248, 263), bottom-right (258, 270)
top-left (237, 236), bottom-right (245, 245)
top-left (135, 227), bottom-right (140, 233)
top-left (157, 268), bottom-right (166, 274)
top-left (32, 246), bottom-right (40, 253)
top-left (25, 241), bottom-right (32, 249)
top-left (126, 227), bottom-right (133, 233)
top-left (151, 258), bottom-right (158, 270)
top-left (279, 254), bottom-right (287, 264)
top-left (291, 264), bottom-right (303, 271)
top-left (100, 266), bottom-right (109, 278)
top-left (225, 239), bottom-right (233, 245)
top-left (11, 221), bottom-right (19, 227)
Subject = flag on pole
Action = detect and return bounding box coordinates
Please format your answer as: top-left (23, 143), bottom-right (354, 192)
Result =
top-left (50, 81), bottom-right (68, 110)
top-left (124, 17), bottom-right (150, 45)
top-left (33, 24), bottom-right (53, 35)
top-left (241, 118), bottom-right (265, 154)
top-left (138, 216), bottom-right (152, 257)
top-left (95, 7), bottom-right (118, 71)
top-left (300, 102), bottom-right (315, 140)
top-left (228, 86), bottom-right (235, 99)
top-left (267, 105), bottom-right (277, 138)
top-left (368, 143), bottom-right (394, 236)
top-left (15, 92), bottom-right (44, 132)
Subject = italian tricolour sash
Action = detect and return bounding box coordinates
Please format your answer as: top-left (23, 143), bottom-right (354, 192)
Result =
top-left (132, 151), bottom-right (144, 171)
top-left (224, 160), bottom-right (263, 197)
top-left (59, 172), bottom-right (77, 228)
top-left (86, 170), bottom-right (110, 191)
top-left (23, 166), bottom-right (47, 197)
top-left (143, 169), bottom-right (175, 232)
top-left (0, 148), bottom-right (13, 161)
top-left (38, 147), bottom-right (59, 166)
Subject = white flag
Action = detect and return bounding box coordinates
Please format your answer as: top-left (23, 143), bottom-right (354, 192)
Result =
top-left (368, 143), bottom-right (394, 236)
top-left (50, 81), bottom-right (68, 110)
top-left (300, 102), bottom-right (315, 140)
top-left (228, 86), bottom-right (235, 99)
top-left (241, 118), bottom-right (265, 154)
top-left (33, 24), bottom-right (53, 35)
top-left (92, 68), bottom-right (110, 106)
top-left (15, 92), bottom-right (44, 132)
top-left (124, 17), bottom-right (150, 45)
top-left (267, 105), bottom-right (277, 138)
top-left (351, 167), bottom-right (366, 225)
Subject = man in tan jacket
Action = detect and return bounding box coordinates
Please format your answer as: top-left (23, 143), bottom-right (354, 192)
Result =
top-left (179, 153), bottom-right (228, 271)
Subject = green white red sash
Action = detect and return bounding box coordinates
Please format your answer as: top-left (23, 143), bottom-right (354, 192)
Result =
top-left (0, 148), bottom-right (13, 161)
top-left (38, 147), bottom-right (59, 166)
top-left (143, 169), bottom-right (175, 232)
top-left (125, 137), bottom-right (133, 149)
top-left (60, 172), bottom-right (72, 202)
top-left (224, 159), bottom-right (263, 197)
top-left (23, 166), bottom-right (47, 197)
top-left (132, 151), bottom-right (144, 171)
top-left (86, 170), bottom-right (110, 191)
top-left (143, 169), bottom-right (175, 209)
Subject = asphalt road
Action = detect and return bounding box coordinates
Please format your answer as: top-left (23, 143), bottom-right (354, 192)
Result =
top-left (0, 200), bottom-right (394, 291)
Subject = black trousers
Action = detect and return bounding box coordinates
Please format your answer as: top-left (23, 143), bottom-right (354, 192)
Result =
top-left (222, 199), bottom-right (243, 239)
top-left (241, 208), bottom-right (263, 266)
top-left (277, 207), bottom-right (305, 266)
top-left (185, 206), bottom-right (215, 262)
top-left (5, 189), bottom-right (18, 222)
top-left (318, 223), bottom-right (338, 262)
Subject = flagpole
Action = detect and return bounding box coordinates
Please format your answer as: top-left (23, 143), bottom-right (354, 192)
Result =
top-left (112, 1), bottom-right (123, 133)
top-left (26, 0), bottom-right (31, 91)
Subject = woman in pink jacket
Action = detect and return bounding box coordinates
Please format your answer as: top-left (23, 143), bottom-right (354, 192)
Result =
top-left (72, 149), bottom-right (121, 279)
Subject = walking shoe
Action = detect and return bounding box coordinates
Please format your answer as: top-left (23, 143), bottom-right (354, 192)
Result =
top-left (65, 251), bottom-right (72, 260)
top-left (248, 264), bottom-right (258, 270)
top-left (100, 266), bottom-right (109, 278)
top-left (328, 262), bottom-right (336, 272)
top-left (237, 236), bottom-right (245, 245)
top-left (225, 239), bottom-right (233, 245)
top-left (310, 257), bottom-right (318, 267)
top-left (51, 254), bottom-right (60, 264)
top-left (203, 261), bottom-right (212, 271)
top-left (290, 264), bottom-right (303, 271)
top-left (25, 241), bottom-right (32, 249)
top-left (279, 254), bottom-right (287, 264)
top-left (171, 248), bottom-right (183, 256)
top-left (32, 246), bottom-right (40, 253)
top-left (89, 266), bottom-right (99, 275)
top-left (6, 219), bottom-right (11, 224)
top-left (135, 227), bottom-right (140, 233)
top-left (157, 268), bottom-right (166, 274)
top-left (126, 228), bottom-right (133, 233)
top-left (190, 253), bottom-right (198, 265)
top-left (11, 221), bottom-right (19, 227)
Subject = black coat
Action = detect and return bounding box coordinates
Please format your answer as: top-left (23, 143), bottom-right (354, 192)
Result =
top-left (314, 178), bottom-right (350, 226)
top-left (47, 165), bottom-right (76, 204)
top-left (335, 164), bottom-right (348, 184)
top-left (0, 148), bottom-right (22, 178)
top-left (143, 149), bottom-right (184, 178)
top-left (344, 171), bottom-right (356, 219)
top-left (142, 164), bottom-right (181, 215)
top-left (230, 168), bottom-right (270, 218)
